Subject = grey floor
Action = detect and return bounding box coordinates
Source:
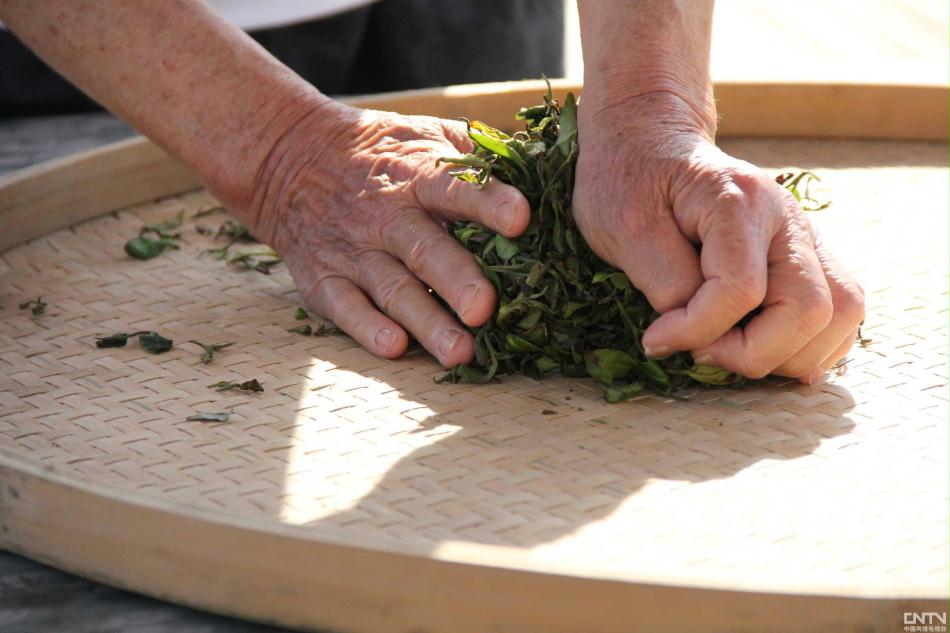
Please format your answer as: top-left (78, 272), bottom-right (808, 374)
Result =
top-left (0, 113), bottom-right (297, 633)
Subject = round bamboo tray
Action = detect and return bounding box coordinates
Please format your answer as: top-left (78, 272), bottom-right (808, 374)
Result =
top-left (1, 80), bottom-right (948, 633)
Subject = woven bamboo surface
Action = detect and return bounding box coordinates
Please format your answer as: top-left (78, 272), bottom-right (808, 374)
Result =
top-left (0, 137), bottom-right (947, 606)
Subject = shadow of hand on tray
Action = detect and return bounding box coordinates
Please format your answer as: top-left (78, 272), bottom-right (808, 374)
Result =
top-left (292, 345), bottom-right (858, 551)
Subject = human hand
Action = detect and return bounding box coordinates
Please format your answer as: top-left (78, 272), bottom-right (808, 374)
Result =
top-left (572, 92), bottom-right (865, 384)
top-left (235, 101), bottom-right (530, 366)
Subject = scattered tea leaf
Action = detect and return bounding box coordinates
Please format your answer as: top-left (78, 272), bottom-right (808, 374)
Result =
top-left (95, 333), bottom-right (131, 348)
top-left (288, 324), bottom-right (312, 336)
top-left (189, 340), bottom-right (235, 365)
top-left (227, 247), bottom-right (281, 274)
top-left (138, 331), bottom-right (174, 354)
top-left (124, 235), bottom-right (177, 260)
top-left (18, 297), bottom-right (46, 316)
top-left (208, 379), bottom-right (263, 393)
top-left (295, 307), bottom-right (309, 320)
top-left (187, 410), bottom-right (232, 423)
top-left (96, 330), bottom-right (173, 353)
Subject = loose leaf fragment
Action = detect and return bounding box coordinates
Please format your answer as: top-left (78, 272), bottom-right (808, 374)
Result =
top-left (295, 307), bottom-right (309, 320)
top-left (288, 324), bottom-right (312, 336)
top-left (96, 331), bottom-right (173, 353)
top-left (208, 379), bottom-right (263, 393)
top-left (124, 211), bottom-right (186, 260)
top-left (138, 331), bottom-right (174, 354)
top-left (95, 333), bottom-right (131, 348)
top-left (187, 410), bottom-right (232, 423)
top-left (189, 340), bottom-right (235, 365)
top-left (125, 236), bottom-right (177, 260)
top-left (19, 297), bottom-right (46, 316)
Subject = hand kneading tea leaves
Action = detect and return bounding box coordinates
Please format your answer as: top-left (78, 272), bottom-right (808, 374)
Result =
top-left (435, 87), bottom-right (824, 402)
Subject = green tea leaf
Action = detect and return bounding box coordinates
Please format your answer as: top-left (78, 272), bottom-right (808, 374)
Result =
top-left (208, 379), bottom-right (263, 393)
top-left (189, 340), bottom-right (235, 365)
top-left (603, 381), bottom-right (645, 403)
top-left (585, 349), bottom-right (637, 384)
top-left (125, 236), bottom-right (172, 260)
top-left (18, 297), bottom-right (46, 316)
top-left (95, 333), bottom-right (130, 348)
top-left (138, 331), bottom-right (173, 354)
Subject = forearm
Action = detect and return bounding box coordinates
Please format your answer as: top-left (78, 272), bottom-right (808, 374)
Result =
top-left (0, 0), bottom-right (333, 216)
top-left (577, 0), bottom-right (716, 133)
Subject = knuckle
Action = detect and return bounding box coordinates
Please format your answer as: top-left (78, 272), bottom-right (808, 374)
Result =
top-left (374, 272), bottom-right (416, 312)
top-left (722, 272), bottom-right (767, 313)
top-left (405, 231), bottom-right (444, 275)
top-left (436, 175), bottom-right (463, 210)
top-left (798, 286), bottom-right (835, 333)
top-left (737, 357), bottom-right (772, 380)
top-left (834, 281), bottom-right (866, 324)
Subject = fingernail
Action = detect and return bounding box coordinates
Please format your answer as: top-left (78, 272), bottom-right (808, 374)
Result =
top-left (692, 353), bottom-right (714, 366)
top-left (459, 282), bottom-right (480, 320)
top-left (495, 199), bottom-right (517, 234)
top-left (804, 368), bottom-right (826, 385)
top-left (644, 345), bottom-right (672, 358)
top-left (375, 328), bottom-right (395, 351)
top-left (439, 329), bottom-right (463, 360)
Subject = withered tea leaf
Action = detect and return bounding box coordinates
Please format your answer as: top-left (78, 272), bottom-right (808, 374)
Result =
top-left (186, 410), bottom-right (232, 423)
top-left (189, 340), bottom-right (235, 365)
top-left (208, 379), bottom-right (263, 393)
top-left (18, 297), bottom-right (47, 316)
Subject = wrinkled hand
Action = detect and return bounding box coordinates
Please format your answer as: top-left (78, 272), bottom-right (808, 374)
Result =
top-left (573, 93), bottom-right (865, 383)
top-left (242, 101), bottom-right (530, 366)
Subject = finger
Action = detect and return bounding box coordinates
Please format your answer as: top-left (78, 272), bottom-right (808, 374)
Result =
top-left (359, 252), bottom-right (475, 367)
top-left (800, 327), bottom-right (859, 385)
top-left (773, 246), bottom-right (865, 379)
top-left (413, 157), bottom-right (531, 238)
top-left (641, 202), bottom-right (771, 356)
top-left (304, 276), bottom-right (409, 359)
top-left (382, 212), bottom-right (496, 326)
top-left (439, 119), bottom-right (474, 153)
top-left (611, 216), bottom-right (704, 313)
top-left (688, 222), bottom-right (834, 379)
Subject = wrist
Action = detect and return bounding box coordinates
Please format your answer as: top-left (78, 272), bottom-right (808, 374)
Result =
top-left (577, 0), bottom-right (717, 138)
top-left (202, 89), bottom-right (352, 242)
top-left (579, 88), bottom-right (717, 146)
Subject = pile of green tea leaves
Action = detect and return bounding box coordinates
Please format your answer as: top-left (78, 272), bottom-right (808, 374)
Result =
top-left (437, 86), bottom-right (825, 402)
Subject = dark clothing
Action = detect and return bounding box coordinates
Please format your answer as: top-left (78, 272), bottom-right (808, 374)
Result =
top-left (0, 0), bottom-right (564, 117)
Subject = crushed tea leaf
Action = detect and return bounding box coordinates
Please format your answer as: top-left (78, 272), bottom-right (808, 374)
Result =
top-left (96, 330), bottom-right (173, 353)
top-left (189, 340), bottom-right (235, 365)
top-left (18, 297), bottom-right (46, 316)
top-left (208, 379), bottom-right (263, 393)
top-left (187, 410), bottom-right (232, 423)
